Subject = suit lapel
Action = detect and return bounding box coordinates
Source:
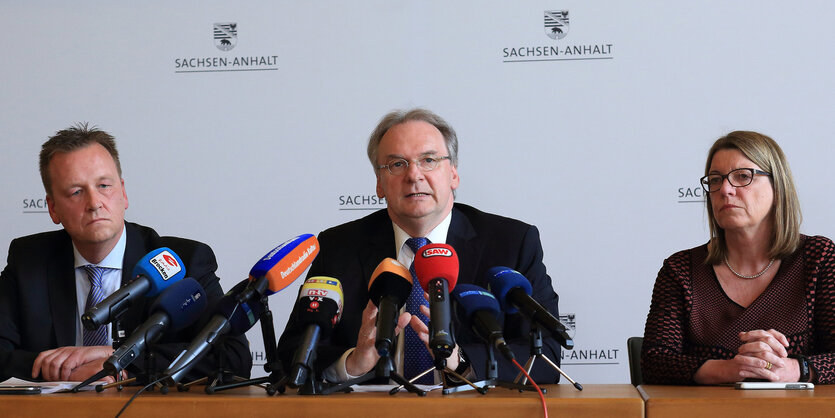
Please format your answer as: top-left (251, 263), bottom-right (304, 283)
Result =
top-left (360, 212), bottom-right (396, 289)
top-left (447, 206), bottom-right (481, 285)
top-left (47, 232), bottom-right (78, 346)
top-left (119, 223), bottom-right (149, 334)
top-left (121, 223), bottom-right (146, 284)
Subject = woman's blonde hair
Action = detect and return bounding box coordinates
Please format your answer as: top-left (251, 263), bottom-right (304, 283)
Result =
top-left (704, 131), bottom-right (801, 264)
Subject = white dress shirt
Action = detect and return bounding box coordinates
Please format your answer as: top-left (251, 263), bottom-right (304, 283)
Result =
top-left (323, 212), bottom-right (452, 383)
top-left (73, 225), bottom-right (127, 346)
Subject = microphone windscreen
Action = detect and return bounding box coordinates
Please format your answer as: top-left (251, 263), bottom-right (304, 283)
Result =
top-left (131, 248), bottom-right (186, 297)
top-left (249, 234), bottom-right (319, 295)
top-left (487, 266), bottom-right (532, 314)
top-left (452, 284), bottom-right (501, 320)
top-left (414, 243), bottom-right (459, 291)
top-left (295, 284), bottom-right (342, 337)
top-left (367, 258), bottom-right (412, 307)
top-left (298, 276), bottom-right (344, 321)
top-left (148, 277), bottom-right (207, 331)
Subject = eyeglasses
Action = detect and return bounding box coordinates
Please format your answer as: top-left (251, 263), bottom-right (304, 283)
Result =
top-left (700, 168), bottom-right (772, 193)
top-left (377, 156), bottom-right (451, 176)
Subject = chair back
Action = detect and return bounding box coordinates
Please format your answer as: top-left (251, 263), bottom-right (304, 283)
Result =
top-left (627, 336), bottom-right (644, 386)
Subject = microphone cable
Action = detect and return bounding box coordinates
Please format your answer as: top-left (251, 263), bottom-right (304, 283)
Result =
top-left (511, 358), bottom-right (548, 418)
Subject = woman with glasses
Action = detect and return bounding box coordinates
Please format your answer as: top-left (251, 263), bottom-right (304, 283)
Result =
top-left (641, 131), bottom-right (835, 385)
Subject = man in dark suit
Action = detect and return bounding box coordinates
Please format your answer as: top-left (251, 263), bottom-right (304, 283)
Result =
top-left (278, 109), bottom-right (561, 384)
top-left (0, 124), bottom-right (251, 382)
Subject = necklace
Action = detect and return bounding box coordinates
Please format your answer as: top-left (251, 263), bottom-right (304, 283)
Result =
top-left (724, 257), bottom-right (775, 279)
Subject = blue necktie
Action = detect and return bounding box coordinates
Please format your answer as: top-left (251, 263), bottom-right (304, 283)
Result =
top-left (403, 237), bottom-right (434, 384)
top-left (82, 265), bottom-right (109, 346)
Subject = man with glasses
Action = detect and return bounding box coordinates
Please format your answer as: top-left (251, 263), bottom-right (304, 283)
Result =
top-left (278, 108), bottom-right (561, 386)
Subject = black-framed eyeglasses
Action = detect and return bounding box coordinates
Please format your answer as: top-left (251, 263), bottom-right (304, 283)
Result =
top-left (377, 156), bottom-right (451, 176)
top-left (700, 168), bottom-right (772, 193)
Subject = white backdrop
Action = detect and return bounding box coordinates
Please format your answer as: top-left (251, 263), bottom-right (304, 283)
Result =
top-left (2, 1), bottom-right (834, 384)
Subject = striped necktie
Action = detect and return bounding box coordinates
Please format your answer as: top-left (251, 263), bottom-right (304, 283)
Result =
top-left (82, 265), bottom-right (109, 346)
top-left (403, 237), bottom-right (434, 384)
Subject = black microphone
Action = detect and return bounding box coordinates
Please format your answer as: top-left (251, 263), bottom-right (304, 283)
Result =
top-left (102, 278), bottom-right (207, 375)
top-left (82, 248), bottom-right (186, 330)
top-left (367, 258), bottom-right (412, 357)
top-left (452, 284), bottom-right (514, 361)
top-left (162, 235), bottom-right (318, 384)
top-left (288, 277), bottom-right (343, 388)
top-left (162, 279), bottom-right (265, 384)
top-left (414, 244), bottom-right (459, 359)
top-left (487, 267), bottom-right (573, 349)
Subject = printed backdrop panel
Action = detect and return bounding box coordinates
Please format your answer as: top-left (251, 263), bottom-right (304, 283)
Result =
top-left (1, 1), bottom-right (833, 383)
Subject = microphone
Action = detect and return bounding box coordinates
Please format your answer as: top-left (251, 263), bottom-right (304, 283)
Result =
top-left (82, 248), bottom-right (186, 330)
top-left (414, 243), bottom-right (459, 358)
top-left (452, 284), bottom-right (514, 361)
top-left (162, 278), bottom-right (265, 384)
top-left (367, 258), bottom-right (412, 357)
top-left (163, 234), bottom-right (317, 384)
top-left (288, 276), bottom-right (344, 388)
top-left (235, 234), bottom-right (319, 304)
top-left (102, 278), bottom-right (207, 375)
top-left (487, 267), bottom-right (573, 349)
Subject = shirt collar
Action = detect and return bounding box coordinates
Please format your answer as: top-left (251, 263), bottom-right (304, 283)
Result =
top-left (392, 211), bottom-right (453, 259)
top-left (72, 224), bottom-right (127, 269)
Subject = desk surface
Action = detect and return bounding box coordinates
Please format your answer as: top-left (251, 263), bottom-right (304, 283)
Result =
top-left (639, 384), bottom-right (834, 418)
top-left (0, 384), bottom-right (642, 418)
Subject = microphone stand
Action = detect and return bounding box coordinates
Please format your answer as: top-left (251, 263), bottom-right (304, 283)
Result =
top-left (176, 339), bottom-right (265, 395)
top-left (294, 366), bottom-right (323, 395)
top-left (88, 335), bottom-right (170, 393)
top-left (391, 347), bottom-right (487, 395)
top-left (71, 368), bottom-right (112, 393)
top-left (70, 318), bottom-right (128, 393)
top-left (178, 294), bottom-right (285, 395)
top-left (515, 324), bottom-right (582, 391)
top-left (443, 344), bottom-right (535, 394)
top-left (96, 342), bottom-right (168, 393)
top-left (320, 349), bottom-right (426, 396)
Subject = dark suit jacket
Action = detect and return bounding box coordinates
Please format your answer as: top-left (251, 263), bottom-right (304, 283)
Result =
top-left (277, 203), bottom-right (561, 383)
top-left (0, 221), bottom-right (252, 382)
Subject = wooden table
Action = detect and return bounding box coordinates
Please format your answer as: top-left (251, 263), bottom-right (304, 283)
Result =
top-left (0, 384), bottom-right (642, 418)
top-left (639, 384), bottom-right (835, 418)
